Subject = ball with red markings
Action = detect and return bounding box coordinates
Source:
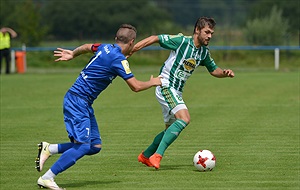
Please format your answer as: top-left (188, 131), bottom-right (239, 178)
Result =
top-left (193, 150), bottom-right (216, 171)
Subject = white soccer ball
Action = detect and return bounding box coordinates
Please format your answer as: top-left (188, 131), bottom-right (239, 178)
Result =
top-left (193, 150), bottom-right (216, 171)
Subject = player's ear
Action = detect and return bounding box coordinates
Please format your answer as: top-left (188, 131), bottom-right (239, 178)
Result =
top-left (129, 39), bottom-right (135, 46)
top-left (195, 27), bottom-right (200, 34)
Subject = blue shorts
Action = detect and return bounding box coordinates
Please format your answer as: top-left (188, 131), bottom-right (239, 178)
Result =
top-left (63, 91), bottom-right (101, 146)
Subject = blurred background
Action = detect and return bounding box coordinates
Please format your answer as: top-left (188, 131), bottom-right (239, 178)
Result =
top-left (0, 0), bottom-right (299, 71)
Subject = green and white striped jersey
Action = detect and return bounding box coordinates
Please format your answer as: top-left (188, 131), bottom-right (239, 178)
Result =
top-left (158, 33), bottom-right (218, 92)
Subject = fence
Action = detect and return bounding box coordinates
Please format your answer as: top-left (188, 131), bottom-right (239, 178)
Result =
top-left (11, 45), bottom-right (300, 72)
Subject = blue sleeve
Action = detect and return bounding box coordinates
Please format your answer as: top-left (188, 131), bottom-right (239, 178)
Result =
top-left (112, 58), bottom-right (134, 80)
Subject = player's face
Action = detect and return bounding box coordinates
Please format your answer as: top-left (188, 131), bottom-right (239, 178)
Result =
top-left (196, 25), bottom-right (214, 46)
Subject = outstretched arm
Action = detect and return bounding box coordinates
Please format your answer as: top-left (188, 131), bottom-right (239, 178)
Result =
top-left (54, 44), bottom-right (93, 62)
top-left (126, 75), bottom-right (162, 92)
top-left (0, 27), bottom-right (17, 38)
top-left (210, 67), bottom-right (235, 78)
top-left (127, 35), bottom-right (159, 57)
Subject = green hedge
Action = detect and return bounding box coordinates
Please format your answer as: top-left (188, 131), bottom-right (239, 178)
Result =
top-left (24, 49), bottom-right (299, 72)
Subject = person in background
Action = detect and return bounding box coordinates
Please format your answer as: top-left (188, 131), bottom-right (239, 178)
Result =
top-left (35, 24), bottom-right (162, 190)
top-left (0, 27), bottom-right (17, 74)
top-left (129, 17), bottom-right (235, 169)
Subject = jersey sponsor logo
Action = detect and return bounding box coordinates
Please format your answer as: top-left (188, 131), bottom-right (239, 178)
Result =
top-left (183, 58), bottom-right (196, 71)
top-left (175, 70), bottom-right (190, 80)
top-left (121, 60), bottom-right (132, 74)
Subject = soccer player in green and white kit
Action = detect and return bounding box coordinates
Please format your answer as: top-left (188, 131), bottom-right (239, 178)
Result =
top-left (129, 17), bottom-right (235, 169)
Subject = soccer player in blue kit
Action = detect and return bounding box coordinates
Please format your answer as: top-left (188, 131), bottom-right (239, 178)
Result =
top-left (35, 24), bottom-right (162, 190)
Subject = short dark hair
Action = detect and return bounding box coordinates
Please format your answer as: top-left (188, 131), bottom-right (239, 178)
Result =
top-left (115, 24), bottom-right (137, 44)
top-left (193, 17), bottom-right (216, 34)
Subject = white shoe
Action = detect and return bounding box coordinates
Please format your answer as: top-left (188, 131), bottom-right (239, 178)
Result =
top-left (37, 177), bottom-right (65, 190)
top-left (35, 142), bottom-right (52, 172)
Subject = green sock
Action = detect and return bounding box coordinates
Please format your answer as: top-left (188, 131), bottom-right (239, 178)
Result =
top-left (143, 131), bottom-right (165, 158)
top-left (156, 119), bottom-right (187, 156)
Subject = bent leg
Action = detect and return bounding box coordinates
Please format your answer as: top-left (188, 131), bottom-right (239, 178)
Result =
top-left (50, 143), bottom-right (99, 175)
top-left (143, 131), bottom-right (165, 158)
top-left (156, 118), bottom-right (188, 156)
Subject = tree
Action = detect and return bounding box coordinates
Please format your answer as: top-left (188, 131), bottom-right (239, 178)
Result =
top-left (0, 0), bottom-right (16, 26)
top-left (247, 0), bottom-right (299, 34)
top-left (2, 0), bottom-right (48, 46)
top-left (41, 0), bottom-right (177, 41)
top-left (244, 6), bottom-right (290, 45)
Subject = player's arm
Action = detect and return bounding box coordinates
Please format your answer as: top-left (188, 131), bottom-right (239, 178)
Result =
top-left (54, 43), bottom-right (95, 62)
top-left (1, 27), bottom-right (17, 38)
top-left (128, 35), bottom-right (159, 57)
top-left (210, 67), bottom-right (235, 78)
top-left (125, 75), bottom-right (162, 92)
top-left (203, 50), bottom-right (234, 78)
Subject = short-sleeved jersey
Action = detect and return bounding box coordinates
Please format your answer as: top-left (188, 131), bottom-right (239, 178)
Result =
top-left (68, 43), bottom-right (134, 104)
top-left (158, 33), bottom-right (218, 92)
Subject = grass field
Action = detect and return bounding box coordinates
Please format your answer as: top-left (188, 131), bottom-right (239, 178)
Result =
top-left (0, 67), bottom-right (299, 190)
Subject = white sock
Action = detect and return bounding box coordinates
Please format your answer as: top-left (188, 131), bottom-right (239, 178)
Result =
top-left (42, 169), bottom-right (56, 180)
top-left (48, 144), bottom-right (58, 154)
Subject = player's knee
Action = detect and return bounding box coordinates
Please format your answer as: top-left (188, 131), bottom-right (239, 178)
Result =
top-left (86, 144), bottom-right (102, 155)
top-left (175, 110), bottom-right (190, 125)
top-left (179, 116), bottom-right (190, 125)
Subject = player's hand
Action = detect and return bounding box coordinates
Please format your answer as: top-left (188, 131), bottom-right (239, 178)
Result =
top-left (54, 48), bottom-right (74, 62)
top-left (223, 69), bottom-right (235, 78)
top-left (126, 49), bottom-right (136, 59)
top-left (150, 75), bottom-right (163, 86)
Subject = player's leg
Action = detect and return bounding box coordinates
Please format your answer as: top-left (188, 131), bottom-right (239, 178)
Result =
top-left (155, 109), bottom-right (189, 157)
top-left (138, 87), bottom-right (170, 166)
top-left (37, 92), bottom-right (92, 189)
top-left (138, 106), bottom-right (176, 165)
top-left (35, 142), bottom-right (75, 172)
top-left (141, 90), bottom-right (178, 158)
top-left (35, 104), bottom-right (78, 172)
top-left (149, 87), bottom-right (189, 169)
top-left (4, 49), bottom-right (10, 74)
top-left (0, 49), bottom-right (4, 74)
top-left (142, 130), bottom-right (165, 158)
top-left (38, 143), bottom-right (91, 190)
top-left (38, 127), bottom-right (91, 187)
top-left (138, 130), bottom-right (165, 167)
top-left (86, 112), bottom-right (102, 155)
top-left (48, 93), bottom-right (96, 173)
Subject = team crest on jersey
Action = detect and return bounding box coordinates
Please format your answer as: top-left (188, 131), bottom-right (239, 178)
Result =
top-left (121, 60), bottom-right (131, 74)
top-left (183, 58), bottom-right (196, 71)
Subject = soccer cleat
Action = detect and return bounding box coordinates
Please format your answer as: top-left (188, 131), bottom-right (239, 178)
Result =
top-left (37, 177), bottom-right (65, 190)
top-left (138, 151), bottom-right (153, 167)
top-left (35, 142), bottom-right (52, 172)
top-left (149, 153), bottom-right (162, 169)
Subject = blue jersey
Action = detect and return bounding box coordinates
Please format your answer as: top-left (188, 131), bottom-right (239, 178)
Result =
top-left (68, 43), bottom-right (134, 104)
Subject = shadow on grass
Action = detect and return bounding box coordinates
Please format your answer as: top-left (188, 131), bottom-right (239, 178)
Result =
top-left (60, 180), bottom-right (121, 188)
top-left (152, 164), bottom-right (192, 171)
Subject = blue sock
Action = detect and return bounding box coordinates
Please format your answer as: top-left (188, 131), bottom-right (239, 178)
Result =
top-left (58, 142), bottom-right (75, 153)
top-left (50, 143), bottom-right (98, 175)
